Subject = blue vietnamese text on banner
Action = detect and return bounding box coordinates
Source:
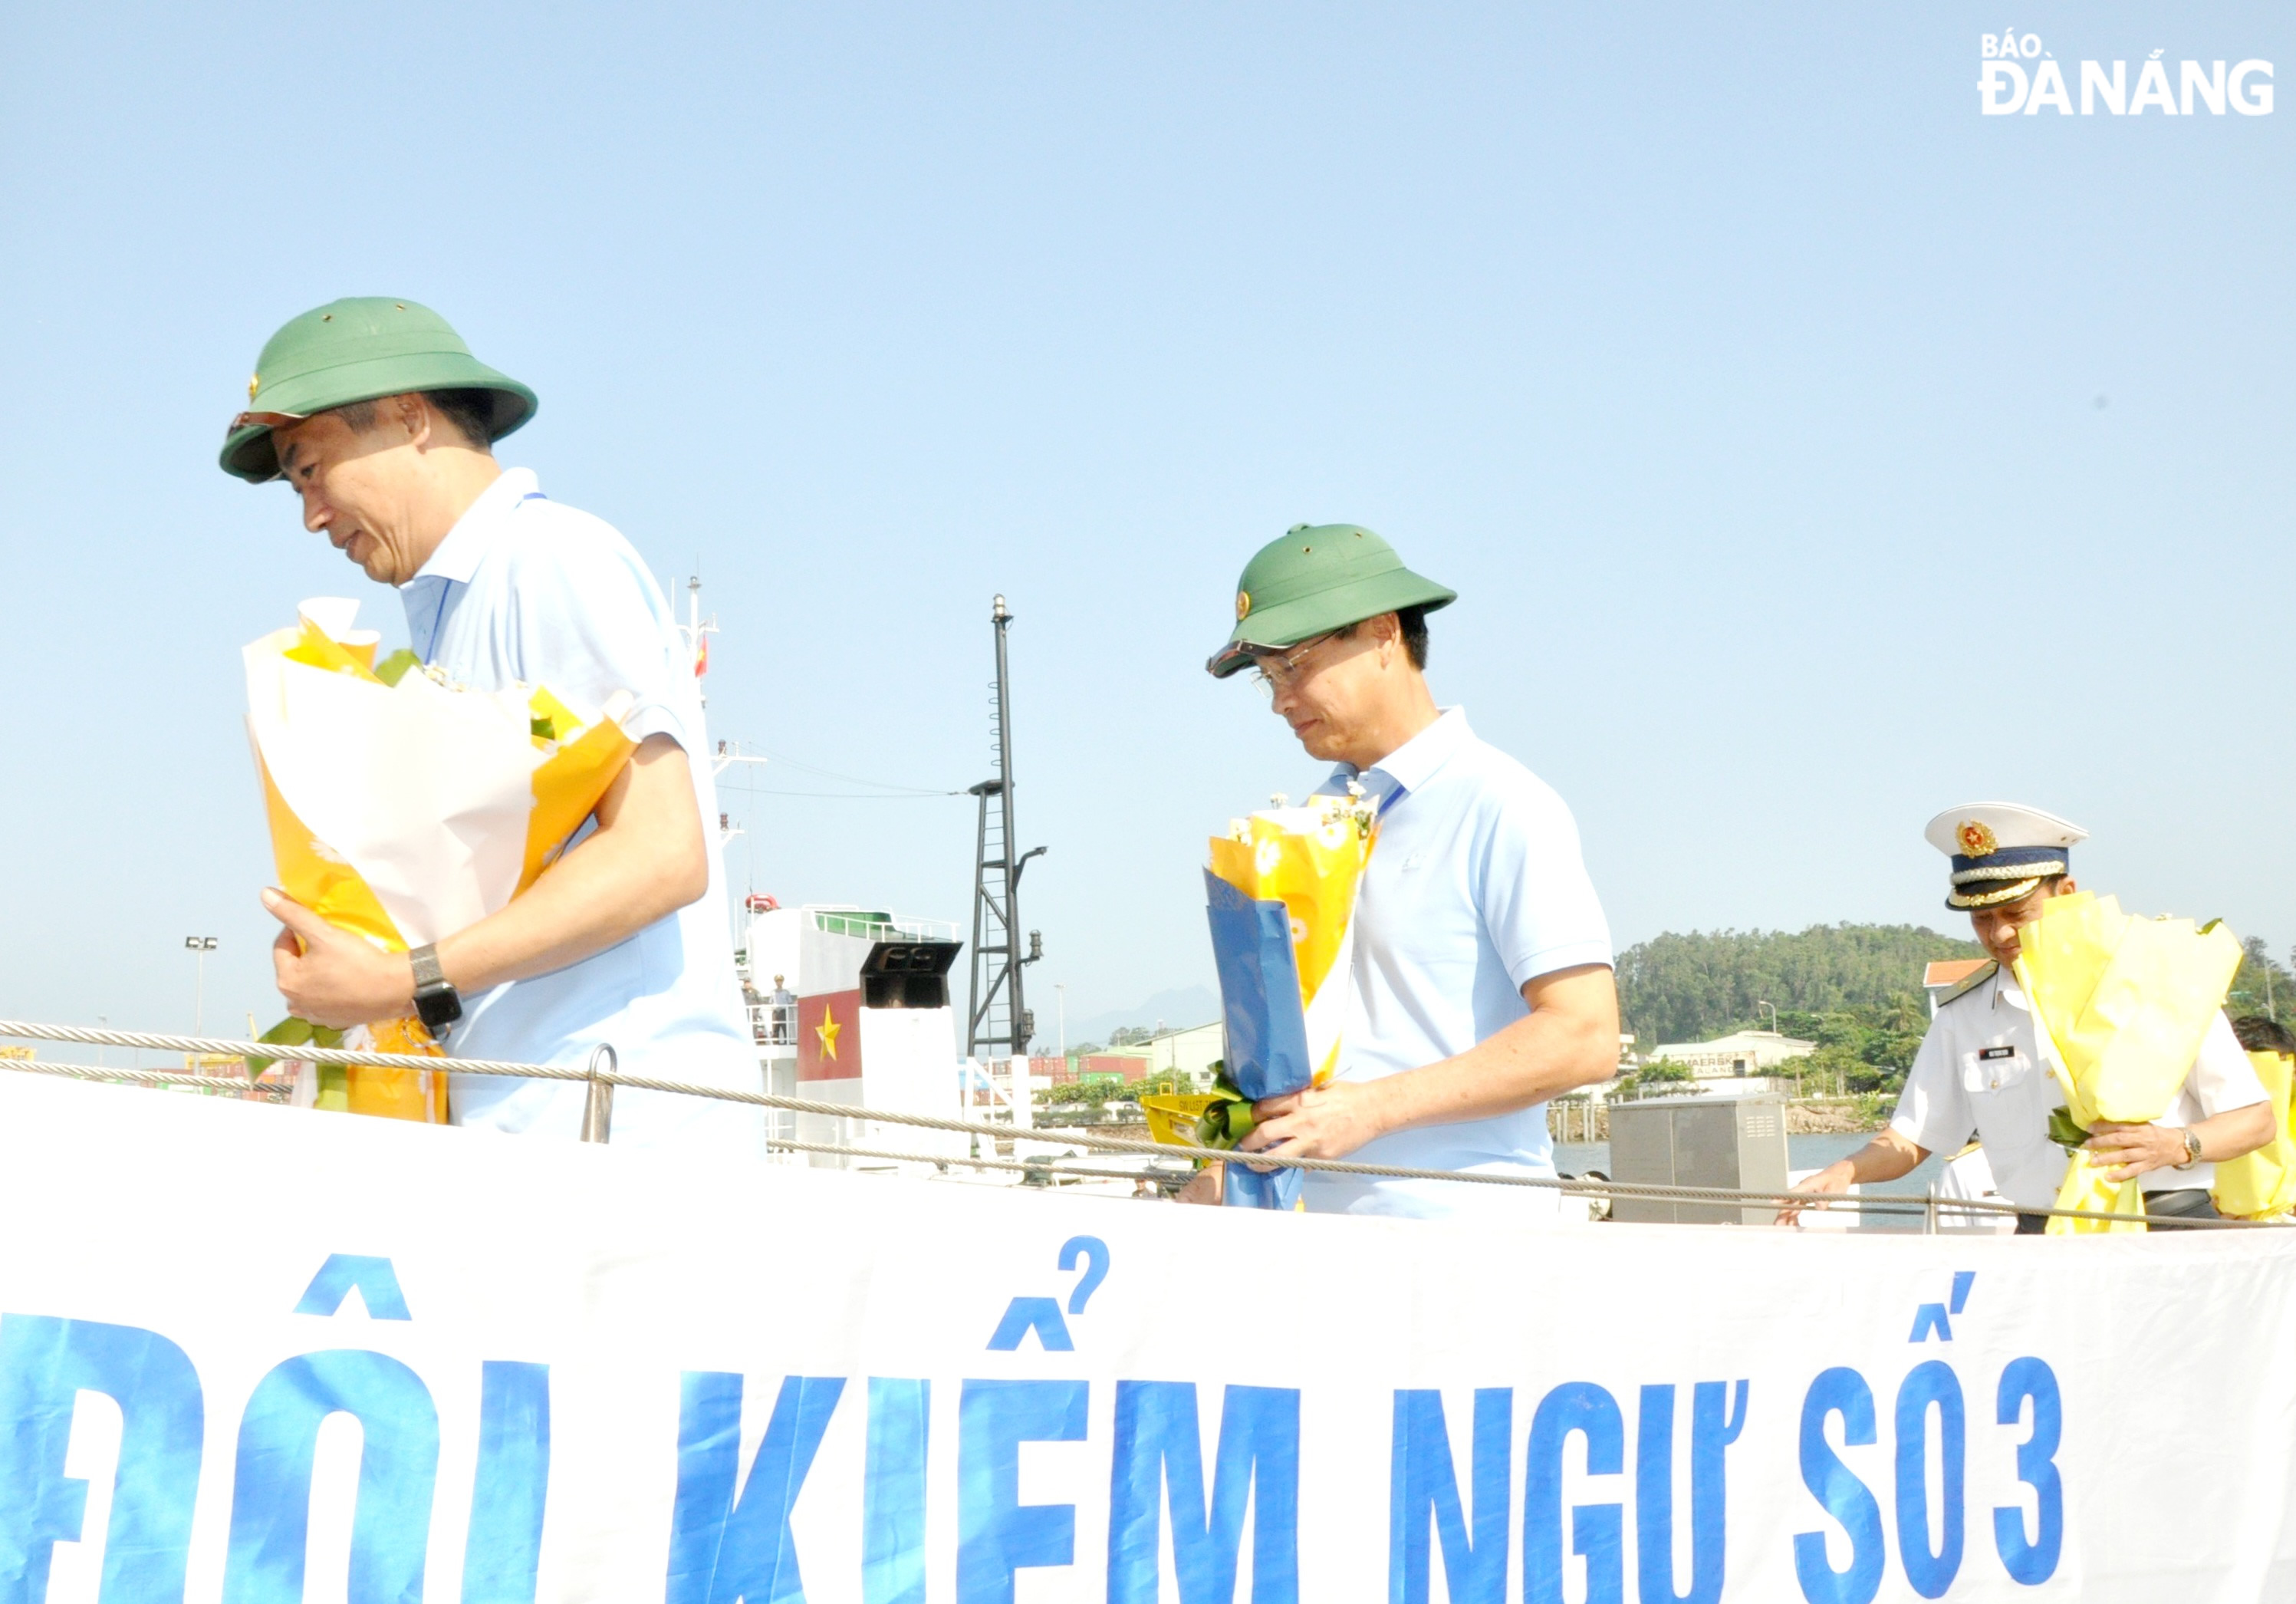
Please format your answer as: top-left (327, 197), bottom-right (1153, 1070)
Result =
top-left (0, 1073), bottom-right (2286, 1599)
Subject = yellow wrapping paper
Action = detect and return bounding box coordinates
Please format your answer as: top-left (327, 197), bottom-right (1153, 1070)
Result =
top-left (246, 600), bottom-right (636, 1121)
top-left (2214, 1050), bottom-right (2296, 1219)
top-left (2012, 891), bottom-right (2242, 1234)
top-left (1206, 789), bottom-right (1379, 1090)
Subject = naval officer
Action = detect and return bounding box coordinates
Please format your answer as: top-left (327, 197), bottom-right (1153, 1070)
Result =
top-left (222, 298), bottom-right (759, 1153)
top-left (1781, 803), bottom-right (2274, 1230)
top-left (1188, 525), bottom-right (1620, 1217)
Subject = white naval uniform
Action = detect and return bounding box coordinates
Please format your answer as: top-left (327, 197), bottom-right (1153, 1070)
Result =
top-left (1890, 963), bottom-right (2270, 1211)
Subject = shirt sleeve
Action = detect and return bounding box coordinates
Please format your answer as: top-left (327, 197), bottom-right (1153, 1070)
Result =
top-left (1475, 776), bottom-right (1613, 990)
top-left (1890, 1020), bottom-right (1973, 1157)
top-left (497, 514), bottom-right (700, 753)
top-left (2184, 1012), bottom-right (2272, 1118)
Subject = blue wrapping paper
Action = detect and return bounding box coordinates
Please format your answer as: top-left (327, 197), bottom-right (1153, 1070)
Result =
top-left (1205, 869), bottom-right (1311, 1209)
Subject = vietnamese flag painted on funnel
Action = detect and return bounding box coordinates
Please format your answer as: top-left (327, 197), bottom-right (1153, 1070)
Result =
top-left (798, 990), bottom-right (863, 1082)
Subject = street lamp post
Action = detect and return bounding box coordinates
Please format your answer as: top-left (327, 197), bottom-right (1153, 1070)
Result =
top-left (1755, 1000), bottom-right (1788, 1094)
top-left (184, 937), bottom-right (218, 1036)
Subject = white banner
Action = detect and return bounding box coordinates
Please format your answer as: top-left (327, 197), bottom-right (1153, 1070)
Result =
top-left (0, 1072), bottom-right (2291, 1603)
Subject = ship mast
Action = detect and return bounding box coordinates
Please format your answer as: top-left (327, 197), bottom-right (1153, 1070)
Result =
top-left (965, 595), bottom-right (1044, 1060)
top-left (683, 574), bottom-right (718, 707)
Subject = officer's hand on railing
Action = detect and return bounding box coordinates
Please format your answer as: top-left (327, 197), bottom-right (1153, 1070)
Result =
top-left (1775, 1161), bottom-right (1857, 1227)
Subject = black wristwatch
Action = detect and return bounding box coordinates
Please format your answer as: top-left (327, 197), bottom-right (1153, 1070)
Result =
top-left (410, 944), bottom-right (462, 1038)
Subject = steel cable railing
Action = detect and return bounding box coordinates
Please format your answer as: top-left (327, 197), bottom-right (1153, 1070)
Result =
top-left (1, 1019), bottom-right (2285, 1230)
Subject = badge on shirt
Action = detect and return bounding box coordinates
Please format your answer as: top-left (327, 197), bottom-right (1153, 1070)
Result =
top-left (1979, 1046), bottom-right (2016, 1061)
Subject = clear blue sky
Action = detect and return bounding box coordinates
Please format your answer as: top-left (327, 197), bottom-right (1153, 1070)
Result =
top-left (2, 3), bottom-right (2288, 1042)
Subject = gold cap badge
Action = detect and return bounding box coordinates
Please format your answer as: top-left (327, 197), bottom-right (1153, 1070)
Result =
top-left (1235, 590), bottom-right (1252, 621)
top-left (1957, 820), bottom-right (1998, 858)
top-left (248, 374), bottom-right (261, 401)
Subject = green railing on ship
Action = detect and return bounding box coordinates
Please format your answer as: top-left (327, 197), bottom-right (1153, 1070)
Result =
top-left (813, 910), bottom-right (906, 939)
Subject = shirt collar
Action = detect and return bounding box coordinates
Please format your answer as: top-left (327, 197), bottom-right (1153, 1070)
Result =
top-left (1329, 706), bottom-right (1472, 802)
top-left (405, 466), bottom-right (540, 588)
top-left (1994, 967), bottom-right (2028, 1012)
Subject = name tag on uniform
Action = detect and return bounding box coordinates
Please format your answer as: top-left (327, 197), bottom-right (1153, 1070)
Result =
top-left (1962, 1044), bottom-right (2029, 1095)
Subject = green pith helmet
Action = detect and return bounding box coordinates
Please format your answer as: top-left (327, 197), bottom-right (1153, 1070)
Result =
top-left (1206, 523), bottom-right (1456, 677)
top-left (218, 297), bottom-right (537, 483)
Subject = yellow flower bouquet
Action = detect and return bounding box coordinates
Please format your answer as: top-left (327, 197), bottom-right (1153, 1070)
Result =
top-left (2214, 1048), bottom-right (2296, 1219)
top-left (244, 598), bottom-right (635, 1119)
top-left (1193, 788), bottom-right (1379, 1207)
top-left (2013, 891), bottom-right (2242, 1233)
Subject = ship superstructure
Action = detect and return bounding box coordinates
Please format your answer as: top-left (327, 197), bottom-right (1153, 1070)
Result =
top-left (734, 901), bottom-right (981, 1169)
top-left (690, 578), bottom-right (1065, 1178)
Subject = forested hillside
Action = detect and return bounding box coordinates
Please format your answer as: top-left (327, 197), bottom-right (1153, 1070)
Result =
top-left (1615, 924), bottom-right (1982, 1048)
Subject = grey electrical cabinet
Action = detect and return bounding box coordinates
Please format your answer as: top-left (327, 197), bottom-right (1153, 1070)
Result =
top-left (1609, 1095), bottom-right (1788, 1225)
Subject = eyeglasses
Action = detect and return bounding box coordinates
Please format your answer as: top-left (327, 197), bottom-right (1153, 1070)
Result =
top-left (1249, 631), bottom-right (1340, 700)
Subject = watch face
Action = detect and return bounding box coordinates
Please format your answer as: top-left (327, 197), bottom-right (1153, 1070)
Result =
top-left (415, 984), bottom-right (462, 1030)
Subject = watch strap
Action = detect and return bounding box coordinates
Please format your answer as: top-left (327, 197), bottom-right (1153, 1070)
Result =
top-left (409, 944), bottom-right (462, 1036)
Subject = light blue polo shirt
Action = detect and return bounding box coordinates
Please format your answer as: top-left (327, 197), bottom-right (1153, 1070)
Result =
top-left (1307, 708), bottom-right (1612, 1219)
top-left (398, 467), bottom-right (761, 1157)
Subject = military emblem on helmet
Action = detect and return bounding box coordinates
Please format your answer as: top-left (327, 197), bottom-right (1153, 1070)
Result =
top-left (1235, 591), bottom-right (1252, 621)
top-left (1958, 820), bottom-right (1998, 858)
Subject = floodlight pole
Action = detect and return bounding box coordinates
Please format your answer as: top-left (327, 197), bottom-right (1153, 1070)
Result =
top-left (184, 937), bottom-right (218, 1036)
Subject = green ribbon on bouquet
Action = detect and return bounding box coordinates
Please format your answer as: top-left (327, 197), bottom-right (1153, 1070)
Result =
top-left (2045, 1104), bottom-right (2089, 1151)
top-left (246, 1016), bottom-right (349, 1108)
top-left (1193, 1065), bottom-right (1258, 1151)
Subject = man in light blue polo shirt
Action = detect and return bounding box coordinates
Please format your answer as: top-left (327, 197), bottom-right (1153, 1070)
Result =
top-left (1204, 524), bottom-right (1620, 1217)
top-left (220, 298), bottom-right (758, 1154)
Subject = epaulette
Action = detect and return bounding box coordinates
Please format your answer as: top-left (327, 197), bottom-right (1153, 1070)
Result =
top-left (1937, 960), bottom-right (1999, 1009)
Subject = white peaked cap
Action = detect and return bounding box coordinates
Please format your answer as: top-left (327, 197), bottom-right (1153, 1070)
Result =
top-left (1923, 802), bottom-right (2089, 911)
top-left (1923, 802), bottom-right (2088, 861)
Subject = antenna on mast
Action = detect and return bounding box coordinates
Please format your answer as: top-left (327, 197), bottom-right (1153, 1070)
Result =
top-left (683, 573), bottom-right (717, 706)
top-left (966, 594), bottom-right (1045, 1060)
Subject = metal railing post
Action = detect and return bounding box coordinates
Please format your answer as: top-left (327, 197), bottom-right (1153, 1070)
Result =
top-left (581, 1043), bottom-right (617, 1144)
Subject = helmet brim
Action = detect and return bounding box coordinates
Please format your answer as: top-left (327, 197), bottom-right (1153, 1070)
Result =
top-left (1206, 571), bottom-right (1455, 677)
top-left (219, 358), bottom-right (536, 483)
